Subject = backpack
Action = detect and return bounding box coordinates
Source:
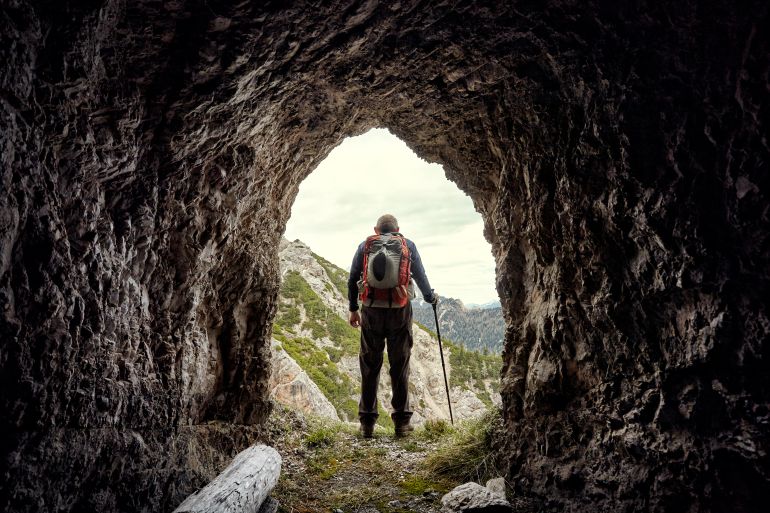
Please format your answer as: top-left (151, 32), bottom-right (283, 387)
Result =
top-left (358, 233), bottom-right (414, 308)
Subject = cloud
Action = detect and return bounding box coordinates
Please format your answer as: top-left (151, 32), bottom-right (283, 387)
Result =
top-left (284, 128), bottom-right (498, 304)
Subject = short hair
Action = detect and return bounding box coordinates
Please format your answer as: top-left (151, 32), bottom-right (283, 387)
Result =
top-left (376, 214), bottom-right (399, 233)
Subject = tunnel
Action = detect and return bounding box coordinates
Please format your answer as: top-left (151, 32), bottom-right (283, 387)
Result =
top-left (1, 1), bottom-right (768, 511)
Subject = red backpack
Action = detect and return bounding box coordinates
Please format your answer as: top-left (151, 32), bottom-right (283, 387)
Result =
top-left (359, 233), bottom-right (412, 308)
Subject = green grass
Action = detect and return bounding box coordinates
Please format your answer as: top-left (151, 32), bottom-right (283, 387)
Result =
top-left (422, 409), bottom-right (503, 484)
top-left (270, 408), bottom-right (465, 513)
top-left (304, 424), bottom-right (340, 448)
top-left (416, 419), bottom-right (453, 442)
top-left (307, 449), bottom-right (341, 480)
top-left (398, 474), bottom-right (450, 495)
top-left (278, 270), bottom-right (360, 356)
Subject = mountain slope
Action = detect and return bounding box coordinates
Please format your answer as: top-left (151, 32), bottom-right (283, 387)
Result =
top-left (269, 239), bottom-right (501, 426)
top-left (412, 297), bottom-right (505, 354)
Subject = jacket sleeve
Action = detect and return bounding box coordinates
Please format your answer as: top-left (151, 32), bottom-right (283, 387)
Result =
top-left (347, 242), bottom-right (365, 311)
top-left (408, 240), bottom-right (435, 303)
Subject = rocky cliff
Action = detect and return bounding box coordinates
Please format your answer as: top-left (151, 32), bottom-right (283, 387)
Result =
top-left (270, 239), bottom-right (500, 425)
top-left (1, 1), bottom-right (767, 511)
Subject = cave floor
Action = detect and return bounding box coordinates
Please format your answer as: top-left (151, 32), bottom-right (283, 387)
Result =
top-left (265, 407), bottom-right (459, 513)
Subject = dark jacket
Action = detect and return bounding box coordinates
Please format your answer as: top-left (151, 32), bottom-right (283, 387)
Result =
top-left (348, 233), bottom-right (434, 311)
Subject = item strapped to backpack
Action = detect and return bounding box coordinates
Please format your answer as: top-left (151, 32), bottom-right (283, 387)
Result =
top-left (359, 233), bottom-right (413, 308)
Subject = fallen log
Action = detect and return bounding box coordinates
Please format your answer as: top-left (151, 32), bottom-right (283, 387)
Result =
top-left (174, 444), bottom-right (282, 513)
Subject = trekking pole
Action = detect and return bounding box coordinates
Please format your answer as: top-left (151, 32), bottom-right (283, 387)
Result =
top-left (432, 296), bottom-right (454, 425)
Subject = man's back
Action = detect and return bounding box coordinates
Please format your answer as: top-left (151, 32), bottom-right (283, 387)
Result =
top-left (346, 214), bottom-right (436, 438)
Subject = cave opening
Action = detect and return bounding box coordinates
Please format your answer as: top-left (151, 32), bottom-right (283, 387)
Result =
top-left (1, 1), bottom-right (767, 512)
top-left (272, 126), bottom-right (504, 427)
top-left (285, 127), bottom-right (498, 308)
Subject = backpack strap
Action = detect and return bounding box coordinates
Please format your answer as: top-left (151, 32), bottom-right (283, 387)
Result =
top-left (398, 235), bottom-right (411, 288)
top-left (362, 234), bottom-right (379, 307)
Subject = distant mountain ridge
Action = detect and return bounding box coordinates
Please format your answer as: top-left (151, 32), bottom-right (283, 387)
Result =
top-left (412, 297), bottom-right (505, 354)
top-left (466, 300), bottom-right (501, 309)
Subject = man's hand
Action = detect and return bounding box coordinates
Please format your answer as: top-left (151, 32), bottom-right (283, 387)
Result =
top-left (428, 291), bottom-right (439, 305)
top-left (349, 310), bottom-right (361, 328)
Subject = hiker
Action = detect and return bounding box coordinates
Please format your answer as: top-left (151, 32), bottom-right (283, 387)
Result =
top-left (347, 214), bottom-right (438, 438)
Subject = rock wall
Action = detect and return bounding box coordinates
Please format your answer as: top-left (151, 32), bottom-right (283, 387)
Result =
top-left (1, 1), bottom-right (767, 512)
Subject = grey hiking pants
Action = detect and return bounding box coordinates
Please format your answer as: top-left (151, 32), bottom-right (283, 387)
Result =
top-left (358, 303), bottom-right (413, 426)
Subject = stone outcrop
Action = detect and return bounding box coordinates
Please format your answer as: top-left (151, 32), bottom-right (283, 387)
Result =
top-left (441, 482), bottom-right (511, 513)
top-left (268, 339), bottom-right (340, 421)
top-left (278, 238), bottom-right (350, 319)
top-left (1, 1), bottom-right (767, 512)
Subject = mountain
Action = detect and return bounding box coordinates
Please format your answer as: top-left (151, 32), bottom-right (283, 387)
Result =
top-left (466, 300), bottom-right (501, 309)
top-left (411, 297), bottom-right (505, 354)
top-left (269, 239), bottom-right (501, 427)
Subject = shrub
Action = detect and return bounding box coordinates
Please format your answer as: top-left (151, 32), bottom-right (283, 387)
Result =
top-left (302, 319), bottom-right (327, 339)
top-left (325, 347), bottom-right (343, 362)
top-left (276, 303), bottom-right (300, 329)
top-left (414, 321), bottom-right (501, 402)
top-left (280, 270), bottom-right (360, 356)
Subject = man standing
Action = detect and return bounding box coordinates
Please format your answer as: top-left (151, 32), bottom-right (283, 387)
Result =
top-left (348, 214), bottom-right (437, 438)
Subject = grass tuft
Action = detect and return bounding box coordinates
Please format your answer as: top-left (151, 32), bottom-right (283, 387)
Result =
top-left (422, 409), bottom-right (503, 484)
top-left (304, 424), bottom-right (339, 448)
top-left (398, 474), bottom-right (447, 495)
top-left (417, 419), bottom-right (453, 442)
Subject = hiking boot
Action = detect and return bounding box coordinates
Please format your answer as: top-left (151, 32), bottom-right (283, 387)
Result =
top-left (394, 422), bottom-right (414, 438)
top-left (359, 422), bottom-right (374, 439)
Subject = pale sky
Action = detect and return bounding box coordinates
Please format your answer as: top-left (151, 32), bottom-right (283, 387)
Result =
top-left (284, 128), bottom-right (498, 305)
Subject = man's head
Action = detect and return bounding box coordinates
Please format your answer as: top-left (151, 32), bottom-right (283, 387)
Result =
top-left (375, 214), bottom-right (399, 234)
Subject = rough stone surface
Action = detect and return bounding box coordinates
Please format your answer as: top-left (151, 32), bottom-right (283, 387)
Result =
top-left (485, 478), bottom-right (506, 499)
top-left (269, 338), bottom-right (341, 421)
top-left (1, 1), bottom-right (768, 512)
top-left (441, 482), bottom-right (511, 513)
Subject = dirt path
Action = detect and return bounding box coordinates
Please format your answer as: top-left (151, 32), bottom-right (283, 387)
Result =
top-left (265, 408), bottom-right (459, 513)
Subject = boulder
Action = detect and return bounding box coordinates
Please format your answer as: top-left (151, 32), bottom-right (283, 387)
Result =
top-left (441, 482), bottom-right (512, 513)
top-left (485, 477), bottom-right (506, 498)
top-left (269, 339), bottom-right (341, 421)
